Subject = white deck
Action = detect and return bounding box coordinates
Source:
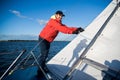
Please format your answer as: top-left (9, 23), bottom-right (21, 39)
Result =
top-left (47, 0), bottom-right (120, 80)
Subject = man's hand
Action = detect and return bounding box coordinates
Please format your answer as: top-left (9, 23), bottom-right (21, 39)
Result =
top-left (72, 27), bottom-right (84, 34)
top-left (77, 27), bottom-right (84, 32)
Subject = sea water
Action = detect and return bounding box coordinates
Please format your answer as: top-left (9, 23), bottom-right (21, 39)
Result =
top-left (0, 41), bottom-right (70, 77)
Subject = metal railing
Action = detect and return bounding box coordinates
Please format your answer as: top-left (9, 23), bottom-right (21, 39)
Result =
top-left (0, 49), bottom-right (26, 80)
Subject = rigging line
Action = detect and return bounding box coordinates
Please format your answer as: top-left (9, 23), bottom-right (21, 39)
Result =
top-left (31, 53), bottom-right (41, 66)
top-left (63, 1), bottom-right (119, 80)
top-left (4, 42), bottom-right (42, 77)
top-left (9, 52), bottom-right (34, 72)
top-left (1, 49), bottom-right (30, 77)
top-left (18, 29), bottom-right (54, 67)
top-left (23, 26), bottom-right (58, 64)
top-left (16, 41), bottom-right (41, 68)
top-left (0, 49), bottom-right (26, 80)
top-left (30, 51), bottom-right (50, 80)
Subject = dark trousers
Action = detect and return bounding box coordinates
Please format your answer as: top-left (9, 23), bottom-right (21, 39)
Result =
top-left (38, 37), bottom-right (50, 69)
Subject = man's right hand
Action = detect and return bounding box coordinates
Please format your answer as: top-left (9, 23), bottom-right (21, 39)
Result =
top-left (77, 27), bottom-right (84, 32)
top-left (72, 27), bottom-right (84, 34)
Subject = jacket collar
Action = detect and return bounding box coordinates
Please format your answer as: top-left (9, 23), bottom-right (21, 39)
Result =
top-left (51, 15), bottom-right (61, 22)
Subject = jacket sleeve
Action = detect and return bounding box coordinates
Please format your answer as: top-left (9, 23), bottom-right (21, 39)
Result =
top-left (52, 20), bottom-right (77, 34)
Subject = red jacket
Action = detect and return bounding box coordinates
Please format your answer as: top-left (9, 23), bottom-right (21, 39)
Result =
top-left (39, 18), bottom-right (77, 42)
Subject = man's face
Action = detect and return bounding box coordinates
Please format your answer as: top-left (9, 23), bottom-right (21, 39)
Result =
top-left (55, 14), bottom-right (63, 20)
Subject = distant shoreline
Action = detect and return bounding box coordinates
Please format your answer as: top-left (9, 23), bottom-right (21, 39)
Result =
top-left (0, 40), bottom-right (38, 42)
top-left (0, 40), bottom-right (70, 42)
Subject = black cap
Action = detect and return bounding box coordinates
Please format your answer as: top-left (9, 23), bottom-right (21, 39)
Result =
top-left (55, 11), bottom-right (65, 16)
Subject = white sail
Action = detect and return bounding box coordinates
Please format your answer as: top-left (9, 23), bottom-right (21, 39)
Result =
top-left (47, 0), bottom-right (120, 80)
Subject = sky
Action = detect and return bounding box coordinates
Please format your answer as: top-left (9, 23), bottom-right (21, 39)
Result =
top-left (0, 0), bottom-right (111, 40)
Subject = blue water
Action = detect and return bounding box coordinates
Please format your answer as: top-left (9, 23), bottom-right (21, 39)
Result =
top-left (0, 41), bottom-right (70, 77)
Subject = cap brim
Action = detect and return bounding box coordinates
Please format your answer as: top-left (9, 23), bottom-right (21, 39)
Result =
top-left (62, 14), bottom-right (65, 16)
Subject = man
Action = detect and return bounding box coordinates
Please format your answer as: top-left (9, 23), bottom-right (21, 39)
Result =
top-left (37, 10), bottom-right (84, 77)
